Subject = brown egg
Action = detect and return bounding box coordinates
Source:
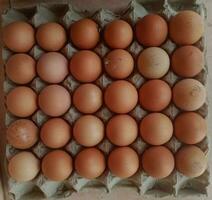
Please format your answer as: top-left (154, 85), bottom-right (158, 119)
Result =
top-left (104, 49), bottom-right (134, 79)
top-left (42, 150), bottom-right (73, 181)
top-left (175, 145), bottom-right (207, 177)
top-left (73, 84), bottom-right (102, 113)
top-left (104, 80), bottom-right (138, 114)
top-left (36, 22), bottom-right (67, 51)
top-left (137, 47), bottom-right (170, 79)
top-left (70, 18), bottom-right (99, 49)
top-left (174, 112), bottom-right (206, 144)
top-left (37, 52), bottom-right (68, 83)
top-left (73, 115), bottom-right (104, 147)
top-left (104, 20), bottom-right (133, 49)
top-left (172, 79), bottom-right (206, 111)
top-left (108, 147), bottom-right (139, 178)
top-left (140, 113), bottom-right (173, 145)
top-left (38, 85), bottom-right (71, 117)
top-left (142, 146), bottom-right (174, 179)
top-left (70, 50), bottom-right (102, 83)
top-left (3, 21), bottom-right (35, 52)
top-left (6, 54), bottom-right (36, 84)
top-left (139, 80), bottom-right (171, 111)
top-left (40, 118), bottom-right (71, 148)
top-left (8, 152), bottom-right (40, 182)
top-left (171, 46), bottom-right (204, 77)
top-left (6, 87), bottom-right (37, 117)
top-left (106, 115), bottom-right (138, 146)
top-left (169, 10), bottom-right (204, 45)
top-left (75, 148), bottom-right (106, 179)
top-left (136, 14), bottom-right (168, 46)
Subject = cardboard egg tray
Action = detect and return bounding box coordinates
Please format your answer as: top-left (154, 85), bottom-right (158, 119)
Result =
top-left (0, 0), bottom-right (209, 199)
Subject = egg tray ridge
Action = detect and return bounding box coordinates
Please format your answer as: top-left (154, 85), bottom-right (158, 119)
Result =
top-left (1, 0), bottom-right (209, 199)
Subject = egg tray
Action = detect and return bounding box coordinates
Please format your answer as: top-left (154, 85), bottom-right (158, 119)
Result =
top-left (0, 0), bottom-right (209, 199)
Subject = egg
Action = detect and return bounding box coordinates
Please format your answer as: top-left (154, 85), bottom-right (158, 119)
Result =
top-left (7, 119), bottom-right (38, 149)
top-left (104, 49), bottom-right (134, 79)
top-left (172, 79), bottom-right (206, 111)
top-left (106, 115), bottom-right (138, 146)
top-left (37, 52), bottom-right (68, 83)
top-left (108, 147), bottom-right (139, 178)
top-left (169, 10), bottom-right (204, 45)
top-left (70, 18), bottom-right (99, 49)
top-left (140, 113), bottom-right (173, 145)
top-left (75, 148), bottom-right (106, 179)
top-left (73, 84), bottom-right (102, 113)
top-left (73, 115), bottom-right (104, 147)
top-left (42, 150), bottom-right (73, 181)
top-left (6, 87), bottom-right (37, 117)
top-left (136, 14), bottom-right (168, 46)
top-left (175, 145), bottom-right (207, 177)
top-left (36, 22), bottom-right (67, 51)
top-left (6, 53), bottom-right (36, 84)
top-left (70, 50), bottom-right (102, 83)
top-left (38, 85), bottom-right (71, 117)
top-left (8, 152), bottom-right (40, 182)
top-left (104, 20), bottom-right (133, 49)
top-left (137, 47), bottom-right (170, 79)
top-left (139, 80), bottom-right (171, 111)
top-left (104, 80), bottom-right (138, 113)
top-left (40, 118), bottom-right (71, 148)
top-left (171, 45), bottom-right (204, 77)
top-left (174, 112), bottom-right (206, 144)
top-left (142, 146), bottom-right (174, 179)
top-left (3, 21), bottom-right (35, 52)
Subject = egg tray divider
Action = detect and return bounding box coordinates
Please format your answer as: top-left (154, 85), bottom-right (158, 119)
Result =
top-left (0, 0), bottom-right (209, 199)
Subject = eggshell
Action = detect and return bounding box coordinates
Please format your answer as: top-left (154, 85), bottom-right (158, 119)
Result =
top-left (142, 146), bottom-right (174, 179)
top-left (108, 147), bottom-right (139, 178)
top-left (175, 145), bottom-right (207, 177)
top-left (104, 80), bottom-right (138, 114)
top-left (75, 148), bottom-right (106, 179)
top-left (172, 79), bottom-right (206, 111)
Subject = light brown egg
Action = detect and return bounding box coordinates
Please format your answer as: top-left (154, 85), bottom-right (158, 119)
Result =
top-left (104, 80), bottom-right (138, 114)
top-left (171, 45), bottom-right (204, 77)
top-left (73, 84), bottom-right (102, 113)
top-left (73, 115), bottom-right (104, 147)
top-left (172, 79), bottom-right (206, 111)
top-left (42, 150), bottom-right (73, 181)
top-left (104, 49), bottom-right (134, 79)
top-left (38, 85), bottom-right (71, 117)
top-left (6, 87), bottom-right (37, 117)
top-left (7, 119), bottom-right (38, 149)
top-left (75, 148), bottom-right (106, 179)
top-left (174, 112), bottom-right (206, 144)
top-left (3, 21), bottom-right (35, 52)
top-left (108, 147), bottom-right (139, 178)
top-left (70, 50), bottom-right (102, 83)
top-left (136, 14), bottom-right (168, 46)
top-left (70, 18), bottom-right (99, 49)
top-left (106, 115), bottom-right (138, 146)
top-left (140, 113), bottom-right (173, 145)
top-left (169, 10), bottom-right (204, 45)
top-left (6, 53), bottom-right (36, 84)
top-left (137, 47), bottom-right (170, 79)
top-left (36, 22), bottom-right (67, 51)
top-left (40, 118), bottom-right (71, 148)
top-left (139, 80), bottom-right (171, 111)
top-left (175, 145), bottom-right (207, 177)
top-left (104, 20), bottom-right (133, 49)
top-left (142, 146), bottom-right (174, 179)
top-left (8, 152), bottom-right (40, 182)
top-left (37, 52), bottom-right (68, 84)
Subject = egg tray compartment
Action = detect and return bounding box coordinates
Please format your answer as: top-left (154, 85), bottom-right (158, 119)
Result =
top-left (1, 0), bottom-right (209, 199)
